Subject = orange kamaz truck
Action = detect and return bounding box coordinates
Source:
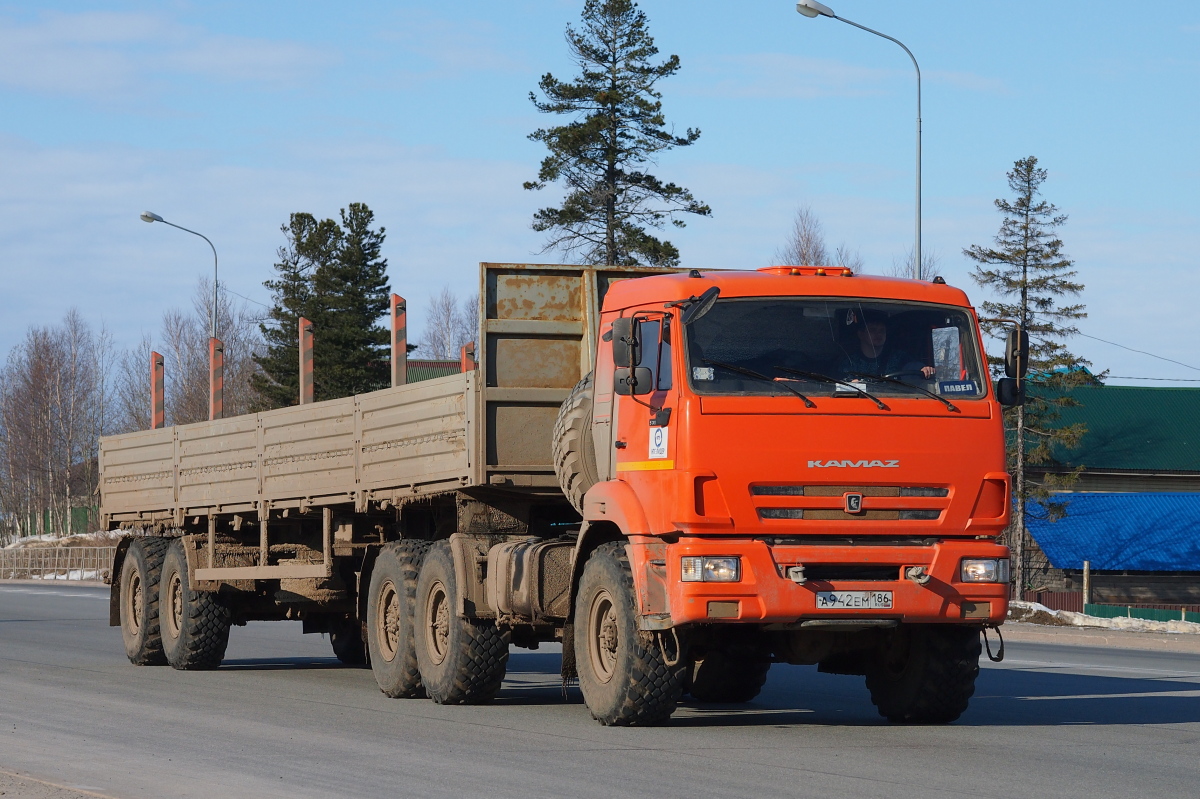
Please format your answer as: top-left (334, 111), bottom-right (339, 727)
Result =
top-left (102, 262), bottom-right (1021, 726)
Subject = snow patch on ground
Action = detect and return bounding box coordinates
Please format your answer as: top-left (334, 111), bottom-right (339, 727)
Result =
top-left (1009, 600), bottom-right (1200, 635)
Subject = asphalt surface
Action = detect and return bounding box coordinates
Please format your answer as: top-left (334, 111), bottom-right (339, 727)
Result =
top-left (2, 582), bottom-right (1199, 799)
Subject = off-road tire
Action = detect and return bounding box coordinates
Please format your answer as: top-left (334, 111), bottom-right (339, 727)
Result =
top-left (414, 541), bottom-right (510, 704)
top-left (367, 540), bottom-right (432, 697)
top-left (119, 537), bottom-right (170, 666)
top-left (330, 617), bottom-right (367, 667)
top-left (574, 542), bottom-right (683, 726)
top-left (865, 624), bottom-right (981, 724)
top-left (688, 653), bottom-right (771, 703)
top-left (553, 373), bottom-right (598, 513)
top-left (159, 540), bottom-right (231, 670)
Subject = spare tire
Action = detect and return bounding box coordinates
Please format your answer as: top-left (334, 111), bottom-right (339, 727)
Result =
top-left (553, 373), bottom-right (599, 513)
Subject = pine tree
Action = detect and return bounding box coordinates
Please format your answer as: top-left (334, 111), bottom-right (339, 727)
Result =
top-left (525, 0), bottom-right (710, 267)
top-left (252, 204), bottom-right (390, 408)
top-left (965, 156), bottom-right (1098, 592)
top-left (312, 203), bottom-right (391, 398)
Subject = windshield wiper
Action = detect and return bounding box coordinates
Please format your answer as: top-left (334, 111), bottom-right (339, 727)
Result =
top-left (774, 367), bottom-right (888, 410)
top-left (702, 359), bottom-right (816, 408)
top-left (847, 371), bottom-right (959, 412)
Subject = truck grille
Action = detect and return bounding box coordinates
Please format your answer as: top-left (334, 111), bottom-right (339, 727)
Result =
top-left (752, 484), bottom-right (948, 522)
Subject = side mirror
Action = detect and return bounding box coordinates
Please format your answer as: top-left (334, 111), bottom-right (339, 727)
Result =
top-left (1004, 329), bottom-right (1029, 378)
top-left (996, 377), bottom-right (1025, 407)
top-left (614, 367), bottom-right (653, 396)
top-left (611, 317), bottom-right (639, 368)
top-left (682, 286), bottom-right (720, 326)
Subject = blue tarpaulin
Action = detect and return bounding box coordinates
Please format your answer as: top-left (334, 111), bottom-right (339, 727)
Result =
top-left (1028, 492), bottom-right (1200, 571)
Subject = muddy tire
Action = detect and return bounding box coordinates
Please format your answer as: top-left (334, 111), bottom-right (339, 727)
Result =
top-left (574, 542), bottom-right (683, 726)
top-left (865, 624), bottom-right (981, 724)
top-left (159, 540), bottom-right (231, 670)
top-left (688, 653), bottom-right (770, 703)
top-left (118, 538), bottom-right (170, 666)
top-left (553, 372), bottom-right (598, 513)
top-left (414, 541), bottom-right (509, 704)
top-left (367, 540), bottom-right (432, 697)
top-left (330, 617), bottom-right (367, 667)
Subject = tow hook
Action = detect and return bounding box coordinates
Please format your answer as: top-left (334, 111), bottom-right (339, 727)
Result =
top-left (786, 565), bottom-right (807, 584)
top-left (905, 566), bottom-right (932, 585)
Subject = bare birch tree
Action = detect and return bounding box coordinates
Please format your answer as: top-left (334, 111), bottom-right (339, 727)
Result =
top-left (418, 288), bottom-right (478, 360)
top-left (774, 205), bottom-right (865, 271)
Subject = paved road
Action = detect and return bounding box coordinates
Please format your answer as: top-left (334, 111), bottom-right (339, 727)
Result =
top-left (2, 582), bottom-right (1198, 799)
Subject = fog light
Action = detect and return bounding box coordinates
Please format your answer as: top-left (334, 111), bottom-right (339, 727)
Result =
top-left (960, 558), bottom-right (1009, 583)
top-left (681, 556), bottom-right (741, 582)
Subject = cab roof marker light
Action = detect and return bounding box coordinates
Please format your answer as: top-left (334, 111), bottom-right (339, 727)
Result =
top-left (841, 268), bottom-right (853, 277)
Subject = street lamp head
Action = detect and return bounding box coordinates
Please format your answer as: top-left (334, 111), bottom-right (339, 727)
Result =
top-left (797, 1), bottom-right (835, 18)
top-left (140, 211), bottom-right (164, 224)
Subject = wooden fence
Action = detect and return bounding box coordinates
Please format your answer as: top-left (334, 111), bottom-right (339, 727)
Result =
top-left (0, 546), bottom-right (116, 582)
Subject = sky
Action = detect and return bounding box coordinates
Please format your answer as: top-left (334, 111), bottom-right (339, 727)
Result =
top-left (1, 1), bottom-right (1198, 385)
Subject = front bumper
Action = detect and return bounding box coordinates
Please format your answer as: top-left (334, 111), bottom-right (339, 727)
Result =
top-left (652, 537), bottom-right (1009, 626)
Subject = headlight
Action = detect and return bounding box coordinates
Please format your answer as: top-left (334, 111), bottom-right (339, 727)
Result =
top-left (960, 558), bottom-right (1009, 583)
top-left (681, 556), bottom-right (741, 582)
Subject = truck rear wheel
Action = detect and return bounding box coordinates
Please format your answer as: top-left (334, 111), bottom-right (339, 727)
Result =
top-left (553, 372), bottom-right (598, 513)
top-left (414, 541), bottom-right (509, 704)
top-left (865, 624), bottom-right (981, 724)
top-left (574, 542), bottom-right (683, 726)
top-left (119, 538), bottom-right (170, 666)
top-left (367, 540), bottom-right (431, 697)
top-left (688, 653), bottom-right (770, 703)
top-left (159, 540), bottom-right (231, 670)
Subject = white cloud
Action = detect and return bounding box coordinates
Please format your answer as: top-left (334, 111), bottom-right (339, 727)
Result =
top-left (0, 11), bottom-right (333, 99)
top-left (0, 133), bottom-right (546, 357)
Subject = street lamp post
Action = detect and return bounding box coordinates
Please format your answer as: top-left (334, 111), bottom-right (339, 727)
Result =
top-left (140, 211), bottom-right (223, 419)
top-left (796, 1), bottom-right (924, 280)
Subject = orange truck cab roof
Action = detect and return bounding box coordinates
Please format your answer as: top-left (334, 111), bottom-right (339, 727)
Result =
top-left (601, 267), bottom-right (974, 311)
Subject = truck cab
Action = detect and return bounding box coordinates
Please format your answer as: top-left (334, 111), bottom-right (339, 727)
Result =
top-left (566, 266), bottom-right (1011, 723)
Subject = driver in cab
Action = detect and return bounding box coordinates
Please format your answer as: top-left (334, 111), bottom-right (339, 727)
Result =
top-left (838, 309), bottom-right (935, 379)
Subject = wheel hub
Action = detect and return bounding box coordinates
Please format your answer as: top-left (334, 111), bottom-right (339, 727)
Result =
top-left (378, 581), bottom-right (400, 660)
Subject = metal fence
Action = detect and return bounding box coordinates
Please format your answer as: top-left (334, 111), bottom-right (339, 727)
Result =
top-left (0, 546), bottom-right (116, 582)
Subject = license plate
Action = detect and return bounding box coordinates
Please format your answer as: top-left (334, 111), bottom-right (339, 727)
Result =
top-left (816, 591), bottom-right (893, 610)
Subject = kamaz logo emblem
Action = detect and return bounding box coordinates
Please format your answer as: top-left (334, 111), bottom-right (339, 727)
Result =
top-left (807, 459), bottom-right (900, 468)
top-left (845, 493), bottom-right (864, 513)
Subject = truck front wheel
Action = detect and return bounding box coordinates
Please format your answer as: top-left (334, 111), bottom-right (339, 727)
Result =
top-left (864, 624), bottom-right (981, 724)
top-left (574, 542), bottom-right (683, 726)
top-left (118, 537), bottom-right (170, 666)
top-left (414, 541), bottom-right (509, 704)
top-left (367, 540), bottom-right (431, 696)
top-left (159, 540), bottom-right (231, 670)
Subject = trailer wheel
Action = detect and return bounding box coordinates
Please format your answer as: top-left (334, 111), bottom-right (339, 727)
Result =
top-left (367, 540), bottom-right (432, 696)
top-left (688, 653), bottom-right (770, 703)
top-left (553, 372), bottom-right (598, 513)
top-left (574, 542), bottom-right (683, 726)
top-left (330, 617), bottom-right (367, 667)
top-left (865, 624), bottom-right (981, 724)
top-left (159, 540), bottom-right (231, 670)
top-left (414, 541), bottom-right (509, 704)
top-left (118, 537), bottom-right (170, 666)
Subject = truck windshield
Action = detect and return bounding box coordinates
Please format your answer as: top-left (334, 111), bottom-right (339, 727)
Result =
top-left (685, 298), bottom-right (987, 401)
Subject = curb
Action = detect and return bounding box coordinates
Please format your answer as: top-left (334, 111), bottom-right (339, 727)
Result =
top-left (999, 622), bottom-right (1200, 655)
